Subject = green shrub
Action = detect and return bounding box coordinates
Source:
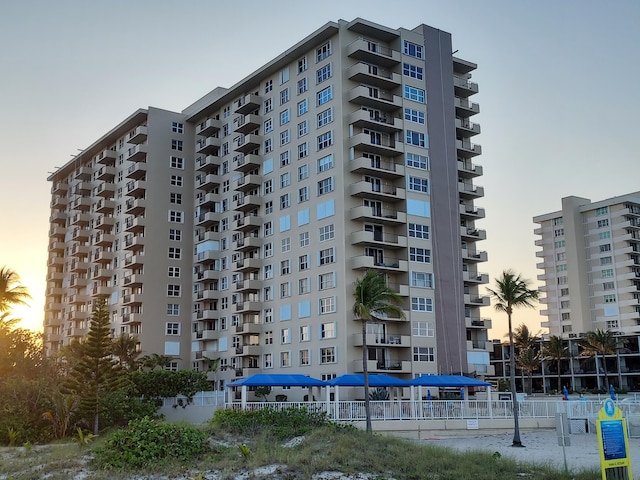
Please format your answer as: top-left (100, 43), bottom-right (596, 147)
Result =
top-left (92, 417), bottom-right (208, 470)
top-left (210, 407), bottom-right (336, 440)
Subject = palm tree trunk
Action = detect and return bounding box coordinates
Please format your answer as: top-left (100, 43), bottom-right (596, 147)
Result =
top-left (508, 311), bottom-right (523, 447)
top-left (557, 358), bottom-right (562, 393)
top-left (362, 320), bottom-right (372, 433)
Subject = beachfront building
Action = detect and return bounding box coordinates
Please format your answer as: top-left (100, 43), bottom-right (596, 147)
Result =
top-left (43, 18), bottom-right (491, 397)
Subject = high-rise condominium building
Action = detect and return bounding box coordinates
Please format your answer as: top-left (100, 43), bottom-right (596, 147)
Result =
top-left (44, 18), bottom-right (490, 393)
top-left (534, 193), bottom-right (640, 337)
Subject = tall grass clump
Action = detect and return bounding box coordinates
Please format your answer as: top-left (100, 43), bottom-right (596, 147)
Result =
top-left (92, 416), bottom-right (208, 470)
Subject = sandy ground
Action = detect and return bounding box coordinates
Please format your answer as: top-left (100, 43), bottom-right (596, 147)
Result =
top-left (421, 429), bottom-right (640, 476)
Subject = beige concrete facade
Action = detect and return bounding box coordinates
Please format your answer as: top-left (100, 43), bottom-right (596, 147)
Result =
top-left (44, 18), bottom-right (489, 398)
top-left (534, 193), bottom-right (640, 337)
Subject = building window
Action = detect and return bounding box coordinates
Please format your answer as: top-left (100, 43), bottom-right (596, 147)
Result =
top-left (167, 284), bottom-right (181, 297)
top-left (556, 264), bottom-right (567, 272)
top-left (281, 259), bottom-right (291, 275)
top-left (280, 88), bottom-right (290, 105)
top-left (171, 139), bottom-right (183, 151)
top-left (168, 266), bottom-right (181, 278)
top-left (300, 231), bottom-right (310, 247)
top-left (560, 288), bottom-right (570, 296)
top-left (404, 108), bottom-right (425, 124)
top-left (280, 351), bottom-right (291, 368)
top-left (170, 156), bottom-right (184, 169)
top-left (409, 223), bottom-right (429, 239)
top-left (317, 131), bottom-right (333, 150)
top-left (298, 278), bottom-right (310, 294)
top-left (317, 108), bottom-right (333, 128)
top-left (297, 163), bottom-right (309, 180)
top-left (319, 247), bottom-right (335, 265)
top-left (413, 347), bottom-right (434, 362)
top-left (600, 256), bottom-right (613, 265)
top-left (317, 154), bottom-right (334, 172)
top-left (317, 177), bottom-right (334, 195)
top-left (319, 272), bottom-right (335, 290)
top-left (403, 85), bottom-right (425, 103)
top-left (280, 172), bottom-right (291, 188)
top-left (320, 321), bottom-right (336, 338)
top-left (170, 175), bottom-right (183, 186)
top-left (263, 353), bottom-right (273, 369)
top-left (319, 297), bottom-right (336, 315)
top-left (298, 121), bottom-right (308, 138)
top-left (169, 229), bottom-right (182, 241)
top-left (264, 265), bottom-right (273, 279)
top-left (281, 237), bottom-right (291, 253)
top-left (556, 252), bottom-right (566, 261)
top-left (599, 231), bottom-right (611, 240)
top-left (298, 56), bottom-right (307, 73)
top-left (298, 99), bottom-right (308, 116)
top-left (597, 219), bottom-right (609, 228)
top-left (170, 193), bottom-right (182, 204)
top-left (264, 98), bottom-right (273, 113)
top-left (406, 130), bottom-right (426, 147)
top-left (599, 244), bottom-right (612, 252)
top-left (167, 304), bottom-right (180, 316)
top-left (409, 247), bottom-right (431, 263)
top-left (166, 322), bottom-right (180, 335)
top-left (411, 271), bottom-right (433, 288)
top-left (602, 269), bottom-right (614, 278)
top-left (171, 122), bottom-right (183, 133)
top-left (316, 64), bottom-right (332, 83)
top-left (320, 346), bottom-right (335, 364)
top-left (596, 207), bottom-right (609, 215)
top-left (560, 300), bottom-right (570, 308)
top-left (264, 242), bottom-right (273, 257)
top-left (554, 228), bottom-right (565, 237)
top-left (298, 186), bottom-right (309, 203)
top-left (280, 282), bottom-right (291, 298)
top-left (317, 86), bottom-right (333, 106)
top-left (299, 254), bottom-right (309, 271)
top-left (299, 349), bottom-right (310, 366)
top-left (264, 118), bottom-right (273, 133)
top-left (281, 328), bottom-right (291, 344)
top-left (316, 41), bottom-right (331, 62)
top-left (264, 79), bottom-right (273, 93)
top-left (168, 210), bottom-right (184, 223)
top-left (554, 240), bottom-right (565, 248)
top-left (412, 321), bottom-right (434, 337)
top-left (319, 224), bottom-right (334, 241)
top-left (411, 297), bottom-right (433, 312)
top-left (280, 130), bottom-right (290, 146)
top-left (280, 109), bottom-right (290, 125)
top-left (403, 62), bottom-right (423, 79)
top-left (168, 247), bottom-right (181, 259)
top-left (604, 294), bottom-right (617, 303)
top-left (298, 142), bottom-right (308, 159)
top-left (297, 78), bottom-right (308, 94)
top-left (403, 40), bottom-right (423, 58)
top-left (264, 308), bottom-right (273, 324)
top-left (408, 176), bottom-right (429, 193)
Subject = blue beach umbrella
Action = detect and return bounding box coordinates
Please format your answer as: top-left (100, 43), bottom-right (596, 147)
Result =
top-left (610, 384), bottom-right (617, 401)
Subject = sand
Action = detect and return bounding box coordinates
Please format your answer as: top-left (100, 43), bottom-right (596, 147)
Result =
top-left (422, 429), bottom-right (640, 476)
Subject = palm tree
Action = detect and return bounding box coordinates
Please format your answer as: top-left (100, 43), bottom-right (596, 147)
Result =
top-left (352, 270), bottom-right (405, 433)
top-left (0, 267), bottom-right (31, 313)
top-left (487, 269), bottom-right (538, 447)
top-left (516, 347), bottom-right (540, 395)
top-left (512, 324), bottom-right (540, 351)
top-left (541, 336), bottom-right (568, 393)
top-left (579, 329), bottom-right (617, 391)
top-left (111, 333), bottom-right (141, 370)
top-left (139, 353), bottom-right (176, 370)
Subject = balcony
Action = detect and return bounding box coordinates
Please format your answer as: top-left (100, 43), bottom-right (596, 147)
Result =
top-left (193, 269), bottom-right (217, 282)
top-left (70, 259), bottom-right (89, 273)
top-left (349, 180), bottom-right (405, 202)
top-left (234, 215), bottom-right (262, 232)
top-left (70, 212), bottom-right (91, 226)
top-left (50, 195), bottom-right (68, 209)
top-left (195, 211), bottom-right (220, 227)
top-left (94, 232), bottom-right (115, 246)
top-left (123, 274), bottom-right (144, 287)
top-left (349, 132), bottom-right (403, 157)
top-left (458, 181), bottom-right (484, 199)
top-left (461, 248), bottom-right (488, 263)
top-left (194, 289), bottom-right (218, 302)
top-left (453, 75), bottom-right (479, 97)
top-left (233, 134), bottom-right (262, 154)
top-left (71, 197), bottom-right (91, 211)
top-left (126, 163), bottom-right (146, 180)
top-left (93, 285), bottom-right (113, 297)
top-left (46, 270), bottom-right (64, 281)
top-left (235, 301), bottom-right (261, 313)
top-left (234, 174), bottom-right (262, 192)
top-left (346, 38), bottom-right (401, 67)
top-left (467, 340), bottom-right (493, 352)
top-left (348, 85), bottom-right (402, 112)
top-left (94, 165), bottom-right (116, 182)
top-left (196, 174), bottom-right (220, 191)
top-left (464, 294), bottom-right (490, 307)
top-left (71, 244), bottom-right (90, 256)
top-left (350, 255), bottom-right (408, 272)
top-left (236, 345), bottom-right (262, 357)
top-left (465, 317), bottom-right (492, 330)
top-left (49, 226), bottom-right (66, 240)
top-left (73, 166), bottom-right (92, 181)
top-left (123, 235), bottom-right (144, 251)
top-left (456, 139), bottom-right (482, 158)
top-left (127, 125), bottom-right (148, 144)
top-left (71, 228), bottom-right (90, 241)
top-left (460, 227), bottom-right (487, 241)
top-left (195, 155), bottom-right (219, 173)
top-left (233, 114), bottom-right (262, 134)
top-left (459, 204), bottom-right (486, 220)
top-left (124, 216), bottom-right (145, 233)
top-left (353, 333), bottom-right (411, 348)
top-left (46, 301), bottom-right (63, 312)
top-left (233, 154), bottom-right (261, 173)
top-left (348, 109), bottom-right (403, 134)
top-left (234, 279), bottom-right (261, 293)
top-left (350, 205), bottom-right (406, 225)
top-left (91, 267), bottom-right (112, 280)
top-left (48, 241), bottom-right (65, 253)
top-left (234, 236), bottom-right (262, 252)
top-left (94, 215), bottom-right (115, 231)
top-left (96, 149), bottom-right (117, 166)
top-left (126, 144), bottom-right (147, 162)
top-left (234, 94), bottom-right (261, 115)
top-left (122, 294), bottom-right (143, 306)
top-left (349, 230), bottom-right (407, 249)
top-left (198, 192), bottom-right (219, 208)
top-left (195, 250), bottom-right (216, 264)
top-left (71, 181), bottom-right (92, 196)
top-left (454, 98), bottom-right (480, 117)
top-left (457, 159), bottom-right (483, 178)
top-left (235, 322), bottom-right (262, 334)
top-left (462, 271), bottom-right (489, 284)
top-left (123, 254), bottom-right (144, 268)
top-left (51, 181), bottom-right (68, 195)
top-left (196, 136), bottom-right (221, 155)
top-left (46, 286), bottom-right (64, 296)
top-left (235, 195), bottom-right (261, 212)
top-left (125, 198), bottom-right (146, 215)
top-left (93, 250), bottom-right (114, 264)
top-left (197, 118), bottom-right (222, 136)
top-left (354, 359), bottom-right (411, 374)
top-left (455, 118), bottom-right (481, 137)
top-left (95, 199), bottom-right (115, 214)
top-left (125, 180), bottom-right (146, 198)
top-left (347, 62), bottom-right (401, 90)
top-left (234, 257), bottom-right (262, 273)
top-left (349, 155), bottom-right (405, 179)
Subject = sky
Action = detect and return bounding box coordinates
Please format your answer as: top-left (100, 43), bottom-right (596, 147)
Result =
top-left (1, 0), bottom-right (639, 338)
